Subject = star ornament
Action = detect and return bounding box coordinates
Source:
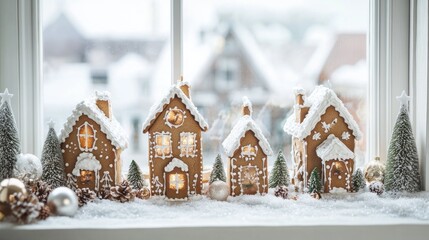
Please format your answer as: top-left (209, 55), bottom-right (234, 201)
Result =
top-left (0, 88), bottom-right (13, 105)
top-left (396, 90), bottom-right (411, 107)
top-left (47, 119), bottom-right (55, 129)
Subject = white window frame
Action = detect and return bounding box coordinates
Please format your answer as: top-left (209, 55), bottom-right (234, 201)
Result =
top-left (153, 131), bottom-right (173, 159)
top-left (179, 132), bottom-right (197, 158)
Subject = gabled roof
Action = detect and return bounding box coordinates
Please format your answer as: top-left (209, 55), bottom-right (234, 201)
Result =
top-left (59, 94), bottom-right (128, 149)
top-left (222, 115), bottom-right (273, 157)
top-left (283, 86), bottom-right (362, 140)
top-left (316, 134), bottom-right (355, 161)
top-left (142, 84), bottom-right (209, 133)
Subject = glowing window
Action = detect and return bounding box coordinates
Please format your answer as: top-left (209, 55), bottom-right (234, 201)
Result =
top-left (77, 122), bottom-right (97, 151)
top-left (80, 170), bottom-right (94, 185)
top-left (241, 144), bottom-right (257, 157)
top-left (169, 173), bottom-right (185, 194)
top-left (165, 107), bottom-right (185, 128)
top-left (154, 132), bottom-right (172, 159)
top-left (179, 132), bottom-right (197, 157)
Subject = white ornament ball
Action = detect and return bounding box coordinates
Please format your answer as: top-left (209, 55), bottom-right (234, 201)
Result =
top-left (13, 153), bottom-right (42, 180)
top-left (47, 187), bottom-right (78, 216)
top-left (208, 180), bottom-right (229, 201)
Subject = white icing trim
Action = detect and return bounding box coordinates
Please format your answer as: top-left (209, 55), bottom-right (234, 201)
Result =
top-left (153, 131), bottom-right (173, 159)
top-left (179, 132), bottom-right (197, 158)
top-left (164, 107), bottom-right (186, 128)
top-left (142, 85), bottom-right (209, 132)
top-left (77, 121), bottom-right (97, 152)
top-left (95, 91), bottom-right (111, 101)
top-left (59, 95), bottom-right (128, 149)
top-left (72, 153), bottom-right (102, 191)
top-left (164, 158), bottom-right (189, 172)
top-left (242, 96), bottom-right (253, 115)
top-left (316, 134), bottom-right (355, 161)
top-left (283, 86), bottom-right (362, 140)
top-left (100, 171), bottom-right (113, 189)
top-left (222, 115), bottom-right (273, 157)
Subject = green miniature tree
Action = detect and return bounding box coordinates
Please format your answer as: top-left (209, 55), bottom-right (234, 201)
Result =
top-left (269, 150), bottom-right (290, 188)
top-left (209, 154), bottom-right (226, 184)
top-left (127, 160), bottom-right (145, 190)
top-left (352, 168), bottom-right (366, 192)
top-left (0, 89), bottom-right (21, 181)
top-left (308, 168), bottom-right (322, 193)
top-left (41, 121), bottom-right (66, 188)
top-left (385, 91), bottom-right (421, 192)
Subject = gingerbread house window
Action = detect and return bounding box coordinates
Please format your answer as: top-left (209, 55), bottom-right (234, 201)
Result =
top-left (169, 172), bottom-right (185, 194)
top-left (241, 144), bottom-right (258, 160)
top-left (154, 132), bottom-right (172, 159)
top-left (80, 170), bottom-right (94, 185)
top-left (77, 122), bottom-right (97, 151)
top-left (165, 107), bottom-right (185, 128)
top-left (179, 132), bottom-right (197, 157)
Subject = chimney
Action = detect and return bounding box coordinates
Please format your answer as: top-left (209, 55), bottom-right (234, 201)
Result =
top-left (294, 88), bottom-right (305, 106)
top-left (294, 88), bottom-right (308, 123)
top-left (95, 91), bottom-right (111, 119)
top-left (241, 96), bottom-right (252, 116)
top-left (177, 76), bottom-right (191, 99)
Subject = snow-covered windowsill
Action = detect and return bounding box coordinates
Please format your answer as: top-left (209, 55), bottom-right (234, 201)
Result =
top-left (2, 191), bottom-right (429, 240)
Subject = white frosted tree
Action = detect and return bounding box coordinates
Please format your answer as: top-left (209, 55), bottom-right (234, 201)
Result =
top-left (269, 150), bottom-right (290, 188)
top-left (0, 89), bottom-right (21, 181)
top-left (66, 173), bottom-right (78, 190)
top-left (41, 121), bottom-right (66, 188)
top-left (101, 171), bottom-right (113, 189)
top-left (209, 154), bottom-right (226, 184)
top-left (385, 91), bottom-right (421, 192)
top-left (127, 160), bottom-right (145, 189)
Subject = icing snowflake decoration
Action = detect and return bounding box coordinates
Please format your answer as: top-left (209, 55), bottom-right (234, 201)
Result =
top-left (312, 131), bottom-right (321, 140)
top-left (321, 118), bottom-right (337, 133)
top-left (342, 131), bottom-right (351, 140)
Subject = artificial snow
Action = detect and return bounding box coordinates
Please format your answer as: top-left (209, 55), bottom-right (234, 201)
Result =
top-left (23, 191), bottom-right (429, 228)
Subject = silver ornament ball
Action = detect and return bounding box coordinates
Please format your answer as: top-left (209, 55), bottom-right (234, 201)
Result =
top-left (208, 180), bottom-right (229, 201)
top-left (47, 187), bottom-right (78, 217)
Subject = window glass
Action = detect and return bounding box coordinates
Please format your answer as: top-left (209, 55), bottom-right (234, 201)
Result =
top-left (180, 132), bottom-right (197, 157)
top-left (78, 122), bottom-right (96, 151)
top-left (154, 132), bottom-right (172, 159)
top-left (42, 0), bottom-right (171, 172)
top-left (184, 0), bottom-right (369, 168)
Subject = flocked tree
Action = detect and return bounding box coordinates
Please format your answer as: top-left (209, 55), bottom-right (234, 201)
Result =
top-left (127, 160), bottom-right (145, 189)
top-left (308, 168), bottom-right (322, 193)
top-left (385, 91), bottom-right (421, 192)
top-left (269, 150), bottom-right (290, 188)
top-left (0, 89), bottom-right (21, 181)
top-left (41, 121), bottom-right (66, 188)
top-left (352, 168), bottom-right (366, 192)
top-left (209, 154), bottom-right (226, 184)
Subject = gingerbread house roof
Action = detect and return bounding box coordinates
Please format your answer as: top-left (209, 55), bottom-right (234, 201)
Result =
top-left (142, 84), bottom-right (209, 133)
top-left (283, 86), bottom-right (362, 140)
top-left (316, 134), bottom-right (355, 161)
top-left (59, 93), bottom-right (128, 149)
top-left (222, 115), bottom-right (273, 157)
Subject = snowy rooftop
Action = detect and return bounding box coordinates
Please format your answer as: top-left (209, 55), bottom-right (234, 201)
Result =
top-left (283, 86), bottom-right (362, 140)
top-left (316, 134), bottom-right (355, 161)
top-left (223, 115), bottom-right (273, 157)
top-left (59, 92), bottom-right (129, 149)
top-left (142, 84), bottom-right (209, 133)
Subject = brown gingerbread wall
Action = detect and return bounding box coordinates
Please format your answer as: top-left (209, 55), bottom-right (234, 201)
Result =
top-left (303, 106), bottom-right (355, 192)
top-left (228, 130), bottom-right (268, 196)
top-left (146, 97), bottom-right (203, 198)
top-left (62, 114), bottom-right (120, 192)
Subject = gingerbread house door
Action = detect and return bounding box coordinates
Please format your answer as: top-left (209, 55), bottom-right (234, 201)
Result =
top-left (240, 166), bottom-right (259, 195)
top-left (324, 160), bottom-right (351, 193)
top-left (165, 168), bottom-right (189, 200)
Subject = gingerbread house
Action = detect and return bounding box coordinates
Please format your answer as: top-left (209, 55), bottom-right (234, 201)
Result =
top-left (283, 86), bottom-right (362, 193)
top-left (142, 79), bottom-right (209, 200)
top-left (223, 97), bottom-right (273, 196)
top-left (59, 91), bottom-right (128, 193)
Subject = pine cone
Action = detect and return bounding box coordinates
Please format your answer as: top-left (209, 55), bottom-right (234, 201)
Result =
top-left (369, 181), bottom-right (384, 195)
top-left (310, 190), bottom-right (322, 200)
top-left (37, 205), bottom-right (51, 220)
top-left (75, 188), bottom-right (97, 207)
top-left (9, 193), bottom-right (43, 224)
top-left (109, 180), bottom-right (136, 203)
top-left (274, 186), bottom-right (288, 199)
top-left (135, 187), bottom-right (151, 200)
top-left (99, 187), bottom-right (111, 200)
top-left (28, 180), bottom-right (52, 204)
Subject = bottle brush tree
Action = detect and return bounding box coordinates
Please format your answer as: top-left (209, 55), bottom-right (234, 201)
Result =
top-left (41, 121), bottom-right (66, 188)
top-left (352, 168), bottom-right (366, 192)
top-left (385, 91), bottom-right (421, 192)
top-left (269, 150), bottom-right (290, 188)
top-left (308, 168), bottom-right (322, 193)
top-left (0, 89), bottom-right (21, 181)
top-left (128, 160), bottom-right (145, 190)
top-left (209, 154), bottom-right (226, 184)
